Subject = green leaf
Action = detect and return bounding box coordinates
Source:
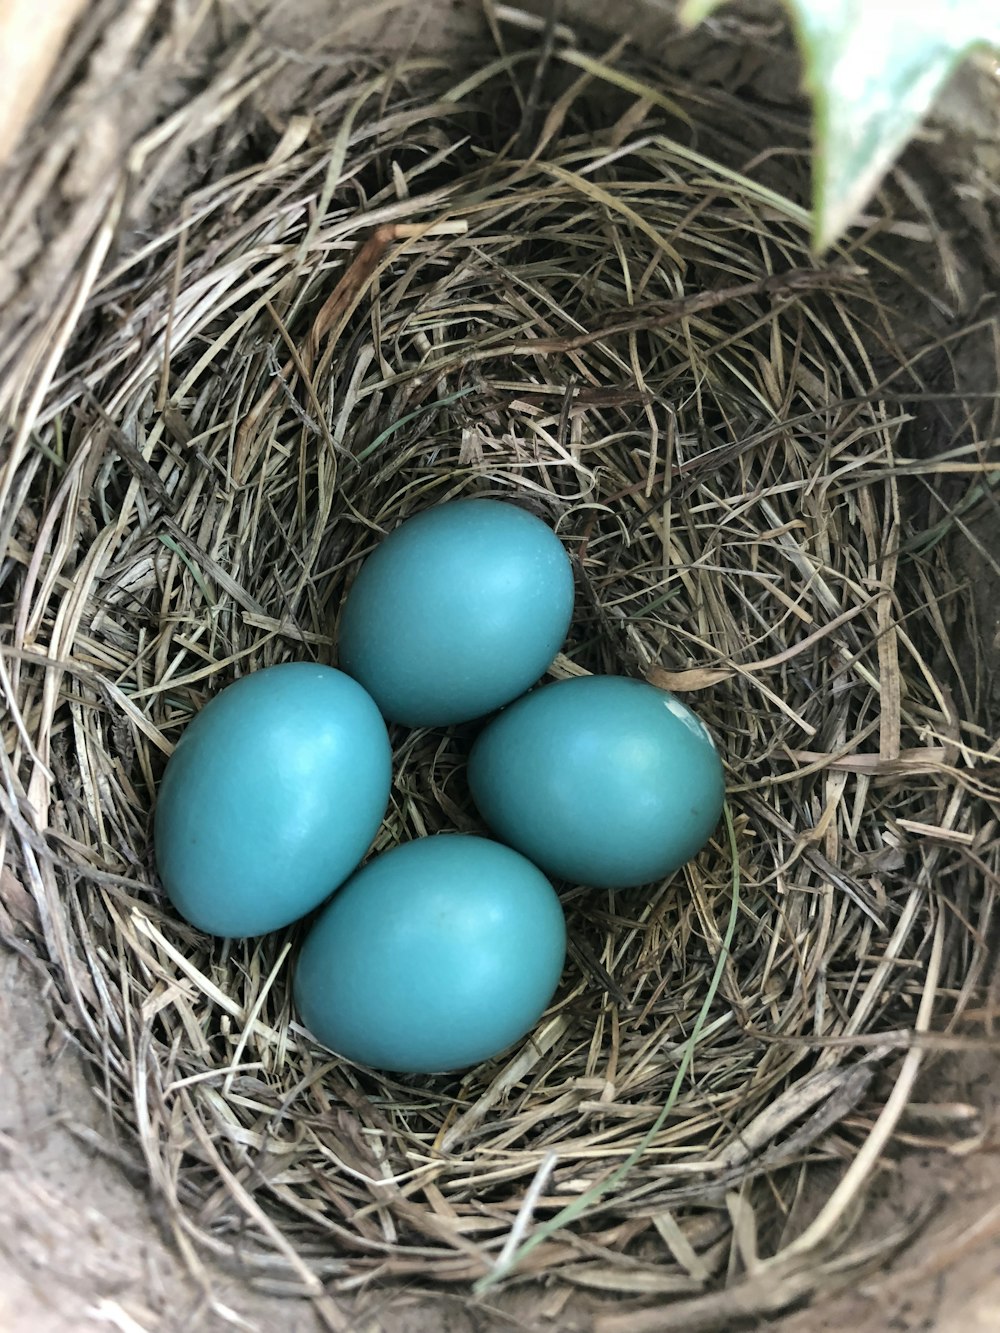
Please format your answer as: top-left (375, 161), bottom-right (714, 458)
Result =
top-left (680, 0), bottom-right (1000, 252)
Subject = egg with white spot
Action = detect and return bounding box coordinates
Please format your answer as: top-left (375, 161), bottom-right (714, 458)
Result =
top-left (468, 675), bottom-right (724, 888)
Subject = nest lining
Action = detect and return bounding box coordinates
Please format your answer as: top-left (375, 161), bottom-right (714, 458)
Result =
top-left (2, 16), bottom-right (999, 1329)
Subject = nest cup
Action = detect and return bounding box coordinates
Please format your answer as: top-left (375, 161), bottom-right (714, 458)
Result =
top-left (2, 5), bottom-right (1000, 1329)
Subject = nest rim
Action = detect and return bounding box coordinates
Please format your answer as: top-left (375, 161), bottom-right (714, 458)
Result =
top-left (2, 11), bottom-right (999, 1329)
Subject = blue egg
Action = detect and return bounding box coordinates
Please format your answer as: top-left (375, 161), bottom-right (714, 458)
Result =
top-left (468, 675), bottom-right (725, 888)
top-left (293, 835), bottom-right (566, 1073)
top-left (154, 662), bottom-right (391, 937)
top-left (337, 498), bottom-right (574, 726)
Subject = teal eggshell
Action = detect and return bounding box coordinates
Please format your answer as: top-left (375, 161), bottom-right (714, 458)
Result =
top-left (292, 835), bottom-right (566, 1074)
top-left (337, 498), bottom-right (574, 726)
top-left (154, 662), bottom-right (392, 937)
top-left (468, 675), bottom-right (725, 888)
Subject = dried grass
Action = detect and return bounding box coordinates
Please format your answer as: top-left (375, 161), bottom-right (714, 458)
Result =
top-left (2, 5), bottom-right (1000, 1329)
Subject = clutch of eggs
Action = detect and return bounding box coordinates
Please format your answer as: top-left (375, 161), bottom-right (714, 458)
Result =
top-left (151, 499), bottom-right (726, 1076)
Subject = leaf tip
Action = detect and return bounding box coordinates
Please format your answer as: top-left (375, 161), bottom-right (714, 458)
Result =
top-left (677, 0), bottom-right (720, 28)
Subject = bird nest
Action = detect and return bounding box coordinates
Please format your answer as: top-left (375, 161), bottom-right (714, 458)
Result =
top-left (2, 11), bottom-right (999, 1330)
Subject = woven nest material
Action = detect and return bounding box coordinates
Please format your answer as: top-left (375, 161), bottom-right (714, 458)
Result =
top-left (3, 10), bottom-right (1000, 1330)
